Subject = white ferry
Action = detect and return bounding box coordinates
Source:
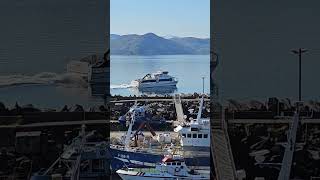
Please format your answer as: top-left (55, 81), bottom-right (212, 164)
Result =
top-left (116, 154), bottom-right (209, 180)
top-left (132, 71), bottom-right (178, 89)
top-left (174, 96), bottom-right (210, 147)
top-left (88, 51), bottom-right (109, 85)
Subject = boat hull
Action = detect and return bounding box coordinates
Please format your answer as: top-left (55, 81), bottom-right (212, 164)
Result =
top-left (117, 170), bottom-right (209, 180)
top-left (118, 174), bottom-right (174, 180)
top-left (31, 175), bottom-right (109, 180)
top-left (109, 146), bottom-right (210, 171)
top-left (119, 175), bottom-right (209, 180)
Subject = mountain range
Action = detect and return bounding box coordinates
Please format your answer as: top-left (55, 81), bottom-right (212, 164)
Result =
top-left (110, 33), bottom-right (209, 55)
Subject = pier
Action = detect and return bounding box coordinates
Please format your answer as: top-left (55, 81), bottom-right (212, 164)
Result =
top-left (227, 118), bottom-right (320, 124)
top-left (110, 98), bottom-right (210, 103)
top-left (277, 113), bottom-right (300, 180)
top-left (174, 94), bottom-right (185, 125)
top-left (0, 119), bottom-right (108, 129)
top-left (211, 108), bottom-right (237, 180)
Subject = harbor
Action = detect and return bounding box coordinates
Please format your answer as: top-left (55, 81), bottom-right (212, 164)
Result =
top-left (109, 94), bottom-right (211, 179)
top-left (0, 94), bottom-right (320, 179)
top-left (0, 93), bottom-right (213, 179)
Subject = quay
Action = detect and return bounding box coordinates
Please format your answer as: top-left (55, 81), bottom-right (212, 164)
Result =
top-left (228, 118), bottom-right (320, 124)
top-left (0, 119), bottom-right (108, 129)
top-left (110, 98), bottom-right (210, 102)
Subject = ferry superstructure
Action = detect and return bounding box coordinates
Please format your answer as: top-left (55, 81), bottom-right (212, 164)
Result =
top-left (132, 71), bottom-right (178, 89)
top-left (88, 51), bottom-right (109, 85)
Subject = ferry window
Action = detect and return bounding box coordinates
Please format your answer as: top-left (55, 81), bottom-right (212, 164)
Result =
top-left (182, 133), bottom-right (186, 138)
top-left (187, 134), bottom-right (191, 138)
top-left (172, 162), bottom-right (176, 165)
top-left (142, 79), bottom-right (156, 83)
top-left (177, 162), bottom-right (181, 165)
top-left (204, 134), bottom-right (208, 138)
top-left (198, 134), bottom-right (202, 138)
top-left (159, 78), bottom-right (171, 81)
top-left (193, 134), bottom-right (197, 138)
top-left (167, 162), bottom-right (171, 165)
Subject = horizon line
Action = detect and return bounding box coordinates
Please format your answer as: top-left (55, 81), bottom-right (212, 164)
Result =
top-left (110, 32), bottom-right (210, 39)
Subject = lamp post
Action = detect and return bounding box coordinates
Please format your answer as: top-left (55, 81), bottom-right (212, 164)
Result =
top-left (202, 76), bottom-right (205, 94)
top-left (291, 48), bottom-right (307, 102)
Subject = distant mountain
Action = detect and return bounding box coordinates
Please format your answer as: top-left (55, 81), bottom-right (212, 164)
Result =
top-left (110, 33), bottom-right (209, 55)
top-left (110, 34), bottom-right (121, 40)
top-left (170, 37), bottom-right (210, 55)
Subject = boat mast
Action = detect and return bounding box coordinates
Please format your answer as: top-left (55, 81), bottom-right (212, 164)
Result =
top-left (124, 111), bottom-right (136, 149)
top-left (196, 96), bottom-right (204, 122)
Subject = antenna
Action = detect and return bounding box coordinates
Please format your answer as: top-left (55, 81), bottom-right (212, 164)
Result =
top-left (196, 96), bottom-right (204, 121)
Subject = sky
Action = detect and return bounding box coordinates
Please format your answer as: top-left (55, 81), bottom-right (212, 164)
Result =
top-left (110, 0), bottom-right (210, 38)
top-left (214, 0), bottom-right (320, 100)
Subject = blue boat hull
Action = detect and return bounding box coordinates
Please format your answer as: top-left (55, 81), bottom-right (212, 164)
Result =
top-left (109, 146), bottom-right (210, 171)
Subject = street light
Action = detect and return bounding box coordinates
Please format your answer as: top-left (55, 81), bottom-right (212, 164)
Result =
top-left (291, 48), bottom-right (308, 102)
top-left (202, 76), bottom-right (205, 94)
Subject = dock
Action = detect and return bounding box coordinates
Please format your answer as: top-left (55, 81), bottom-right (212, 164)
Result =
top-left (211, 108), bottom-right (237, 180)
top-left (110, 98), bottom-right (210, 103)
top-left (0, 119), bottom-right (108, 129)
top-left (174, 94), bottom-right (185, 126)
top-left (277, 113), bottom-right (300, 180)
top-left (227, 118), bottom-right (320, 124)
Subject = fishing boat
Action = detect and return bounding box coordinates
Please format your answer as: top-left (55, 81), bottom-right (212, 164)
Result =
top-left (116, 154), bottom-right (210, 180)
top-left (30, 125), bottom-right (110, 180)
top-left (131, 71), bottom-right (177, 89)
top-left (110, 99), bottom-right (210, 171)
top-left (174, 96), bottom-right (211, 148)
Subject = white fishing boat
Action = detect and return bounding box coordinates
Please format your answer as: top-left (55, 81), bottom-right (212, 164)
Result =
top-left (110, 102), bottom-right (211, 170)
top-left (116, 154), bottom-right (210, 180)
top-left (30, 125), bottom-right (110, 180)
top-left (132, 71), bottom-right (177, 89)
top-left (174, 96), bottom-right (210, 147)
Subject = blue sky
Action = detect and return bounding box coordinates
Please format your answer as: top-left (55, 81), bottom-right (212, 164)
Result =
top-left (110, 0), bottom-right (210, 38)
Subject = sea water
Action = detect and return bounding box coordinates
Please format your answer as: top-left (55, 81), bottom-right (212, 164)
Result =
top-left (0, 55), bottom-right (209, 109)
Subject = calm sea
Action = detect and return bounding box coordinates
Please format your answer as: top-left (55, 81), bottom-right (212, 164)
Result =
top-left (0, 0), bottom-right (107, 109)
top-left (0, 55), bottom-right (209, 109)
top-left (110, 55), bottom-right (210, 96)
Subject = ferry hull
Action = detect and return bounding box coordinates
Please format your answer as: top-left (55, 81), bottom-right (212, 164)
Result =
top-left (88, 67), bottom-right (109, 84)
top-left (137, 81), bottom-right (177, 88)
